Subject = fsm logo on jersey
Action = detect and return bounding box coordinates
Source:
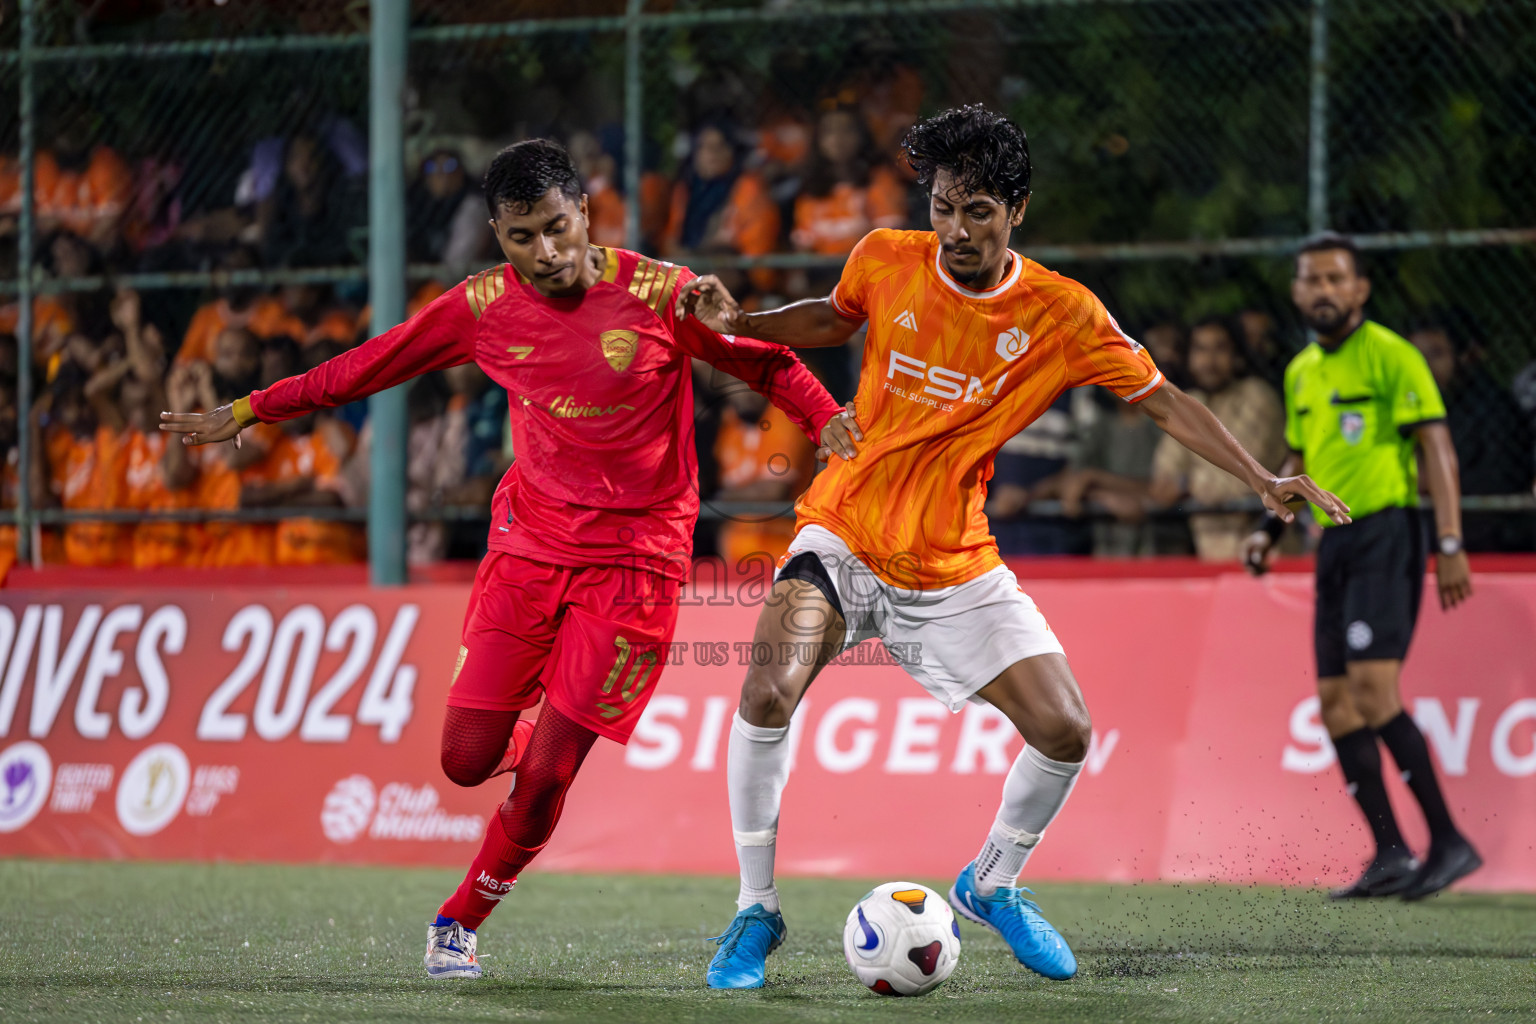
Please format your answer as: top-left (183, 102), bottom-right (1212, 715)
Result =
top-left (115, 743), bottom-right (191, 836)
top-left (0, 742), bottom-right (53, 833)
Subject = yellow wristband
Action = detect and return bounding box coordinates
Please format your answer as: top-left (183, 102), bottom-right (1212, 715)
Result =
top-left (231, 395), bottom-right (260, 428)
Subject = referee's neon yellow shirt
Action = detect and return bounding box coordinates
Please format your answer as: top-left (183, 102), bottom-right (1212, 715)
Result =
top-left (1283, 319), bottom-right (1446, 526)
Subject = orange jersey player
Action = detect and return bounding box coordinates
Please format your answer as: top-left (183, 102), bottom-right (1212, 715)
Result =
top-left (680, 104), bottom-right (1351, 990)
top-left (161, 139), bottom-right (855, 984)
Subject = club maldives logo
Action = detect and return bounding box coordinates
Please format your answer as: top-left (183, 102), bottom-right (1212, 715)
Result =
top-left (321, 774), bottom-right (378, 843)
top-left (321, 775), bottom-right (483, 844)
top-left (115, 743), bottom-right (190, 836)
top-left (0, 742), bottom-right (53, 833)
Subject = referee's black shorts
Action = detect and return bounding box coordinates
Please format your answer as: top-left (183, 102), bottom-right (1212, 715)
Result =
top-left (1314, 507), bottom-right (1428, 678)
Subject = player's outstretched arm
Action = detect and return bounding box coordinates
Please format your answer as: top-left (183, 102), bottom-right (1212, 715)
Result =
top-left (1140, 383), bottom-right (1352, 526)
top-left (675, 275), bottom-right (862, 349)
top-left (163, 282), bottom-right (481, 444)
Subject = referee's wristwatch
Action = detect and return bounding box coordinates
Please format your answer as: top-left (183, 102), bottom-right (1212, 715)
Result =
top-left (1438, 534), bottom-right (1464, 558)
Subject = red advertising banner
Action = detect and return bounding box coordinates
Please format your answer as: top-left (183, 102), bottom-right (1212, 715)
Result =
top-left (1, 571), bottom-right (1533, 891)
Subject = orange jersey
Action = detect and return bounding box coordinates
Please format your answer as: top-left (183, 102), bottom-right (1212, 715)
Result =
top-left (2, 149), bottom-right (132, 235)
top-left (714, 401), bottom-right (816, 566)
top-left (715, 403), bottom-right (815, 494)
top-left (196, 424), bottom-right (281, 568)
top-left (125, 430), bottom-right (200, 568)
top-left (268, 427), bottom-right (363, 566)
top-left (46, 426), bottom-right (131, 566)
top-left (796, 229), bottom-right (1164, 588)
top-left (792, 166), bottom-right (907, 256)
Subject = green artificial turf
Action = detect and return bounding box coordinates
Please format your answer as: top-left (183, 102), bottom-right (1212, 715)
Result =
top-left (1, 860), bottom-right (1532, 1022)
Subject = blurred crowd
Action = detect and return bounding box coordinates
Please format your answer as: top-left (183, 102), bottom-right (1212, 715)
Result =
top-left (1, 69), bottom-right (1533, 572)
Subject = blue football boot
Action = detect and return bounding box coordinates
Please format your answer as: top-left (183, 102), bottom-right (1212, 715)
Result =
top-left (705, 903), bottom-right (786, 989)
top-left (949, 861), bottom-right (1077, 980)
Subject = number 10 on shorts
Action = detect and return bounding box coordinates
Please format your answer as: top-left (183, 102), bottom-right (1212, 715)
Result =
top-left (597, 637), bottom-right (658, 720)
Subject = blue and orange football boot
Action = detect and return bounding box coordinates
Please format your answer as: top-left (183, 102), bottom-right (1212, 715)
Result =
top-left (949, 861), bottom-right (1077, 980)
top-left (705, 903), bottom-right (786, 989)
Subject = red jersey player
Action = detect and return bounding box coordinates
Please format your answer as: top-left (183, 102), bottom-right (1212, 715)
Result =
top-left (160, 139), bottom-right (852, 980)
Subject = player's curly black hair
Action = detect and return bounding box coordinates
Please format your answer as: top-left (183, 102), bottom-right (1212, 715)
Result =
top-left (482, 138), bottom-right (583, 217)
top-left (901, 104), bottom-right (1031, 208)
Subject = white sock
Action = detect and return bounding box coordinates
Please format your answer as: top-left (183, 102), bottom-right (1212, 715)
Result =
top-left (728, 711), bottom-right (793, 912)
top-left (973, 744), bottom-right (1083, 895)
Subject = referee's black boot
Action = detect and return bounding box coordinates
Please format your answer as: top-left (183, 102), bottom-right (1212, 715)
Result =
top-left (1399, 834), bottom-right (1483, 901)
top-left (1328, 847), bottom-right (1419, 900)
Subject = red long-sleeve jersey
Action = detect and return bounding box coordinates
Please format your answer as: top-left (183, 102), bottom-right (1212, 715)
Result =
top-left (248, 247), bottom-right (841, 577)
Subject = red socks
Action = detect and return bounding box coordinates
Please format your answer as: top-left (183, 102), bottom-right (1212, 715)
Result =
top-left (437, 706), bottom-right (599, 930)
top-left (437, 816), bottom-right (542, 930)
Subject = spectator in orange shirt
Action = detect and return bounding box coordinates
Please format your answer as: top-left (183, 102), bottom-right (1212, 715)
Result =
top-left (791, 106), bottom-right (908, 258)
top-left (186, 329), bottom-right (279, 568)
top-left (860, 64), bottom-right (924, 159)
top-left (5, 122), bottom-right (134, 254)
top-left (31, 232), bottom-right (112, 380)
top-left (664, 122), bottom-right (782, 294)
top-left (243, 340), bottom-right (362, 566)
top-left (175, 248), bottom-right (279, 365)
top-left (709, 372), bottom-right (816, 568)
top-left (755, 105), bottom-right (813, 194)
top-left (569, 129), bottom-right (671, 252)
top-left (249, 284), bottom-right (358, 349)
top-left (0, 297), bottom-right (73, 378)
top-left (211, 326), bottom-right (263, 405)
top-left (99, 290), bottom-right (203, 568)
top-left (33, 362), bottom-right (131, 566)
top-left (569, 130), bottom-right (628, 250)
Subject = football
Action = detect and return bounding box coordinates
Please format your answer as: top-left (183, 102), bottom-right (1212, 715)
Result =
top-left (842, 882), bottom-right (961, 996)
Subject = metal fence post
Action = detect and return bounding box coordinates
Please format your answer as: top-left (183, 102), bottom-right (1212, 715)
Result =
top-left (16, 0), bottom-right (35, 566)
top-left (368, 0), bottom-right (409, 586)
top-left (622, 0), bottom-right (644, 251)
top-left (1308, 0), bottom-right (1330, 235)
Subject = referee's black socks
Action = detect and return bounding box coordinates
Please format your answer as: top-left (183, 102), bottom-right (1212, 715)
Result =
top-left (1377, 711), bottom-right (1460, 843)
top-left (1333, 727), bottom-right (1407, 855)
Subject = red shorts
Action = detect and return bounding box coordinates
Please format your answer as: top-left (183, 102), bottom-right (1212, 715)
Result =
top-left (448, 551), bottom-right (680, 743)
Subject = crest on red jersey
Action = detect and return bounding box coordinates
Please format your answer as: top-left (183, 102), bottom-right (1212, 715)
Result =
top-left (600, 329), bottom-right (640, 372)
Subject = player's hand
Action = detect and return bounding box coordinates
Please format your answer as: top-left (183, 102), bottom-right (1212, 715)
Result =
top-left (159, 404), bottom-right (243, 447)
top-left (816, 401), bottom-right (862, 462)
top-left (1436, 549), bottom-right (1472, 610)
top-left (1258, 474), bottom-right (1351, 525)
top-left (675, 275), bottom-right (749, 336)
top-left (1241, 530), bottom-right (1276, 576)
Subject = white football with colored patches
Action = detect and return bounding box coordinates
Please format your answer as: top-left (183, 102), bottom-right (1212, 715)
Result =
top-left (842, 881), bottom-right (960, 996)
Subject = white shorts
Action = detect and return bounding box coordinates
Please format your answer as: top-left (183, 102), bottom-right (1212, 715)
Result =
top-left (780, 525), bottom-right (1066, 711)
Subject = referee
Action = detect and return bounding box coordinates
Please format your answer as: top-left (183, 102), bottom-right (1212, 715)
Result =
top-left (1243, 234), bottom-right (1481, 900)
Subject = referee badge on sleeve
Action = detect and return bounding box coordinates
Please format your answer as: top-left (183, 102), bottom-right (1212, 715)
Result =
top-left (1339, 411), bottom-right (1365, 445)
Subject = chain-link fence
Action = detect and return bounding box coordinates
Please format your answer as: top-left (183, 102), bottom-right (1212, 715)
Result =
top-left (3, 0), bottom-right (1534, 573)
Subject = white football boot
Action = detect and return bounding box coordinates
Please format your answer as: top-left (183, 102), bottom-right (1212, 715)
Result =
top-left (424, 916), bottom-right (481, 979)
